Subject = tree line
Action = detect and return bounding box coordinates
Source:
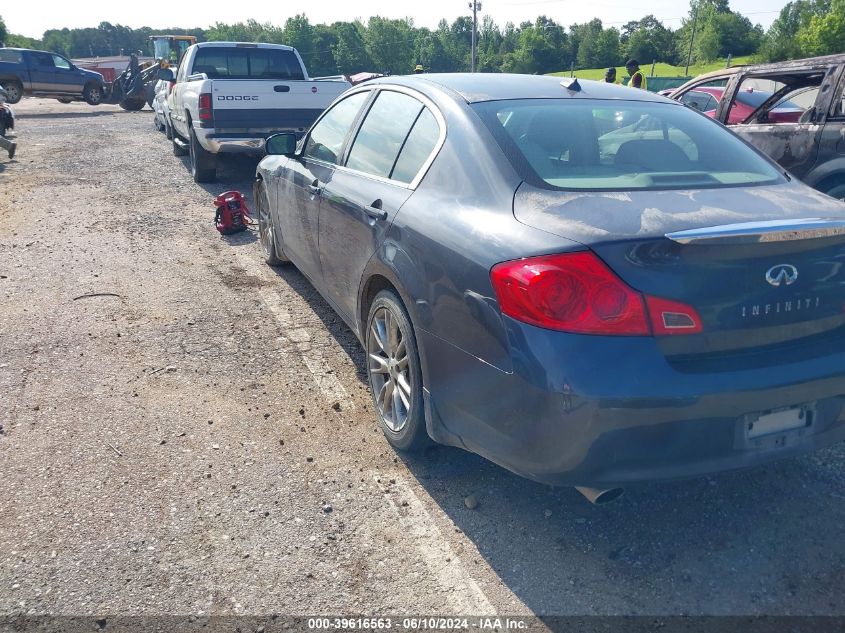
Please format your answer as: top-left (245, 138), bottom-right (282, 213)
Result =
top-left (1, 0), bottom-right (843, 77)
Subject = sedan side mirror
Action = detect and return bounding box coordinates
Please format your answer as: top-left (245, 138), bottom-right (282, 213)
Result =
top-left (158, 68), bottom-right (174, 82)
top-left (265, 133), bottom-right (297, 156)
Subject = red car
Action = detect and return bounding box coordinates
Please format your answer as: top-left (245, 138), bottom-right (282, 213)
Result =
top-left (677, 86), bottom-right (804, 124)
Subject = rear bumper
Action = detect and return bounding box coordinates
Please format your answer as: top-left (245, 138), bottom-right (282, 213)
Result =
top-left (194, 120), bottom-right (311, 155)
top-left (419, 320), bottom-right (845, 488)
top-left (194, 129), bottom-right (267, 155)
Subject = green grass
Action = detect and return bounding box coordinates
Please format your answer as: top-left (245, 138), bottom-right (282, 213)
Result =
top-left (548, 56), bottom-right (754, 80)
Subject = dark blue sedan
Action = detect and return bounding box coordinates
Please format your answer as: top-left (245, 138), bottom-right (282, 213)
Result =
top-left (255, 74), bottom-right (845, 503)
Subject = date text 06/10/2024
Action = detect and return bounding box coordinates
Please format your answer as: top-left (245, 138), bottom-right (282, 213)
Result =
top-left (306, 617), bottom-right (530, 630)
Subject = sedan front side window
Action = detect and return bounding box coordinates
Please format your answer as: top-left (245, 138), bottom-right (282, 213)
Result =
top-left (303, 91), bottom-right (370, 165)
top-left (344, 90), bottom-right (443, 186)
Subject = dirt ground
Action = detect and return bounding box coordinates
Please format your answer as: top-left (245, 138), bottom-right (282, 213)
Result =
top-left (1, 99), bottom-right (844, 627)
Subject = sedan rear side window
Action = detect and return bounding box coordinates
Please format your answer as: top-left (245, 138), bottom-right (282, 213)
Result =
top-left (474, 99), bottom-right (783, 191)
top-left (346, 91), bottom-right (424, 179)
top-left (391, 108), bottom-right (441, 184)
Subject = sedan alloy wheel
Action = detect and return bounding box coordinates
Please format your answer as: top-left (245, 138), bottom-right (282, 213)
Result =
top-left (366, 291), bottom-right (427, 450)
top-left (255, 181), bottom-right (288, 265)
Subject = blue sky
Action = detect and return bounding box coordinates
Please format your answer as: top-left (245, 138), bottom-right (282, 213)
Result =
top-left (7, 0), bottom-right (788, 39)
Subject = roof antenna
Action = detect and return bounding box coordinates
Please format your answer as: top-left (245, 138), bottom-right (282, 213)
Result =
top-left (559, 77), bottom-right (581, 92)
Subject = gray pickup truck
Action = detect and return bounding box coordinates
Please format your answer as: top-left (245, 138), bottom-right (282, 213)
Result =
top-left (669, 53), bottom-right (845, 201)
top-left (0, 48), bottom-right (106, 105)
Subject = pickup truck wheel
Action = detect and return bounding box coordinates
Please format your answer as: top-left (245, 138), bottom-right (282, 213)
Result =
top-left (172, 131), bottom-right (188, 157)
top-left (255, 180), bottom-right (289, 266)
top-left (164, 116), bottom-right (174, 140)
top-left (4, 81), bottom-right (22, 105)
top-left (83, 83), bottom-right (104, 106)
top-left (189, 129), bottom-right (217, 183)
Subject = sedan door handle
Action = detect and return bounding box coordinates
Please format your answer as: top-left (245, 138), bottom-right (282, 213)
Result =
top-left (365, 199), bottom-right (388, 221)
top-left (307, 179), bottom-right (321, 195)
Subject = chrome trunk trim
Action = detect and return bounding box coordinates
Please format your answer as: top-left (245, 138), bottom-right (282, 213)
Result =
top-left (665, 218), bottom-right (845, 244)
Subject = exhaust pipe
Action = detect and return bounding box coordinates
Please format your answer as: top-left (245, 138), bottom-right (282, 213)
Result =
top-left (575, 486), bottom-right (624, 505)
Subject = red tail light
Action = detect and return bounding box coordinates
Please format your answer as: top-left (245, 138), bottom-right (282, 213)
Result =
top-left (490, 252), bottom-right (702, 336)
top-left (491, 252), bottom-right (649, 335)
top-left (198, 93), bottom-right (213, 124)
top-left (645, 296), bottom-right (702, 335)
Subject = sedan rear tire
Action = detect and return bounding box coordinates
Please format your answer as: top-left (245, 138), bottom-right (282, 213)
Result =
top-left (366, 290), bottom-right (429, 452)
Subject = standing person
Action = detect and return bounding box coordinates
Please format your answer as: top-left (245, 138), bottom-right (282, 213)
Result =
top-left (625, 59), bottom-right (648, 90)
top-left (0, 85), bottom-right (16, 160)
top-left (413, 64), bottom-right (425, 74)
top-left (604, 68), bottom-right (620, 84)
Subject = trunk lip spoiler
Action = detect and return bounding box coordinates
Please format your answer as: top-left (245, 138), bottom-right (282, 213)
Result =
top-left (665, 218), bottom-right (845, 244)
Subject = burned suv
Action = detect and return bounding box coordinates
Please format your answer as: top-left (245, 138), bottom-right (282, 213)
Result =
top-left (669, 54), bottom-right (845, 200)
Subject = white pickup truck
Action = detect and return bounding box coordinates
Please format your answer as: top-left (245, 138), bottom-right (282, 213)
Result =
top-left (166, 41), bottom-right (350, 182)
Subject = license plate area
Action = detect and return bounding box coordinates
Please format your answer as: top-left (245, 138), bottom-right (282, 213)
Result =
top-left (741, 403), bottom-right (814, 450)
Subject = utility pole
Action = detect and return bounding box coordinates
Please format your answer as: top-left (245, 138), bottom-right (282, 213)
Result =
top-left (468, 0), bottom-right (482, 72)
top-left (684, 5), bottom-right (698, 77)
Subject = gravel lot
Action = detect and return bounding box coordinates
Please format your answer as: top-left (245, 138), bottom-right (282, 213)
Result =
top-left (1, 99), bottom-right (844, 627)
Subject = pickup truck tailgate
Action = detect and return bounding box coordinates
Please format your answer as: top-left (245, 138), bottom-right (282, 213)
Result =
top-left (210, 80), bottom-right (346, 133)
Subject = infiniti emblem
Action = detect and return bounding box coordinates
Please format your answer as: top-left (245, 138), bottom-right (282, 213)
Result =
top-left (766, 264), bottom-right (799, 287)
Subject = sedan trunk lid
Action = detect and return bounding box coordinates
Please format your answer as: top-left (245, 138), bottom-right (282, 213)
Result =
top-left (513, 182), bottom-right (845, 361)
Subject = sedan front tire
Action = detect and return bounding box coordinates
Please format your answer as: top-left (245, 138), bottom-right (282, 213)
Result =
top-left (255, 180), bottom-right (289, 266)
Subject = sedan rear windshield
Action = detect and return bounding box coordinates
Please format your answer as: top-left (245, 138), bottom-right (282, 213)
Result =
top-left (473, 98), bottom-right (784, 191)
top-left (192, 48), bottom-right (304, 80)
